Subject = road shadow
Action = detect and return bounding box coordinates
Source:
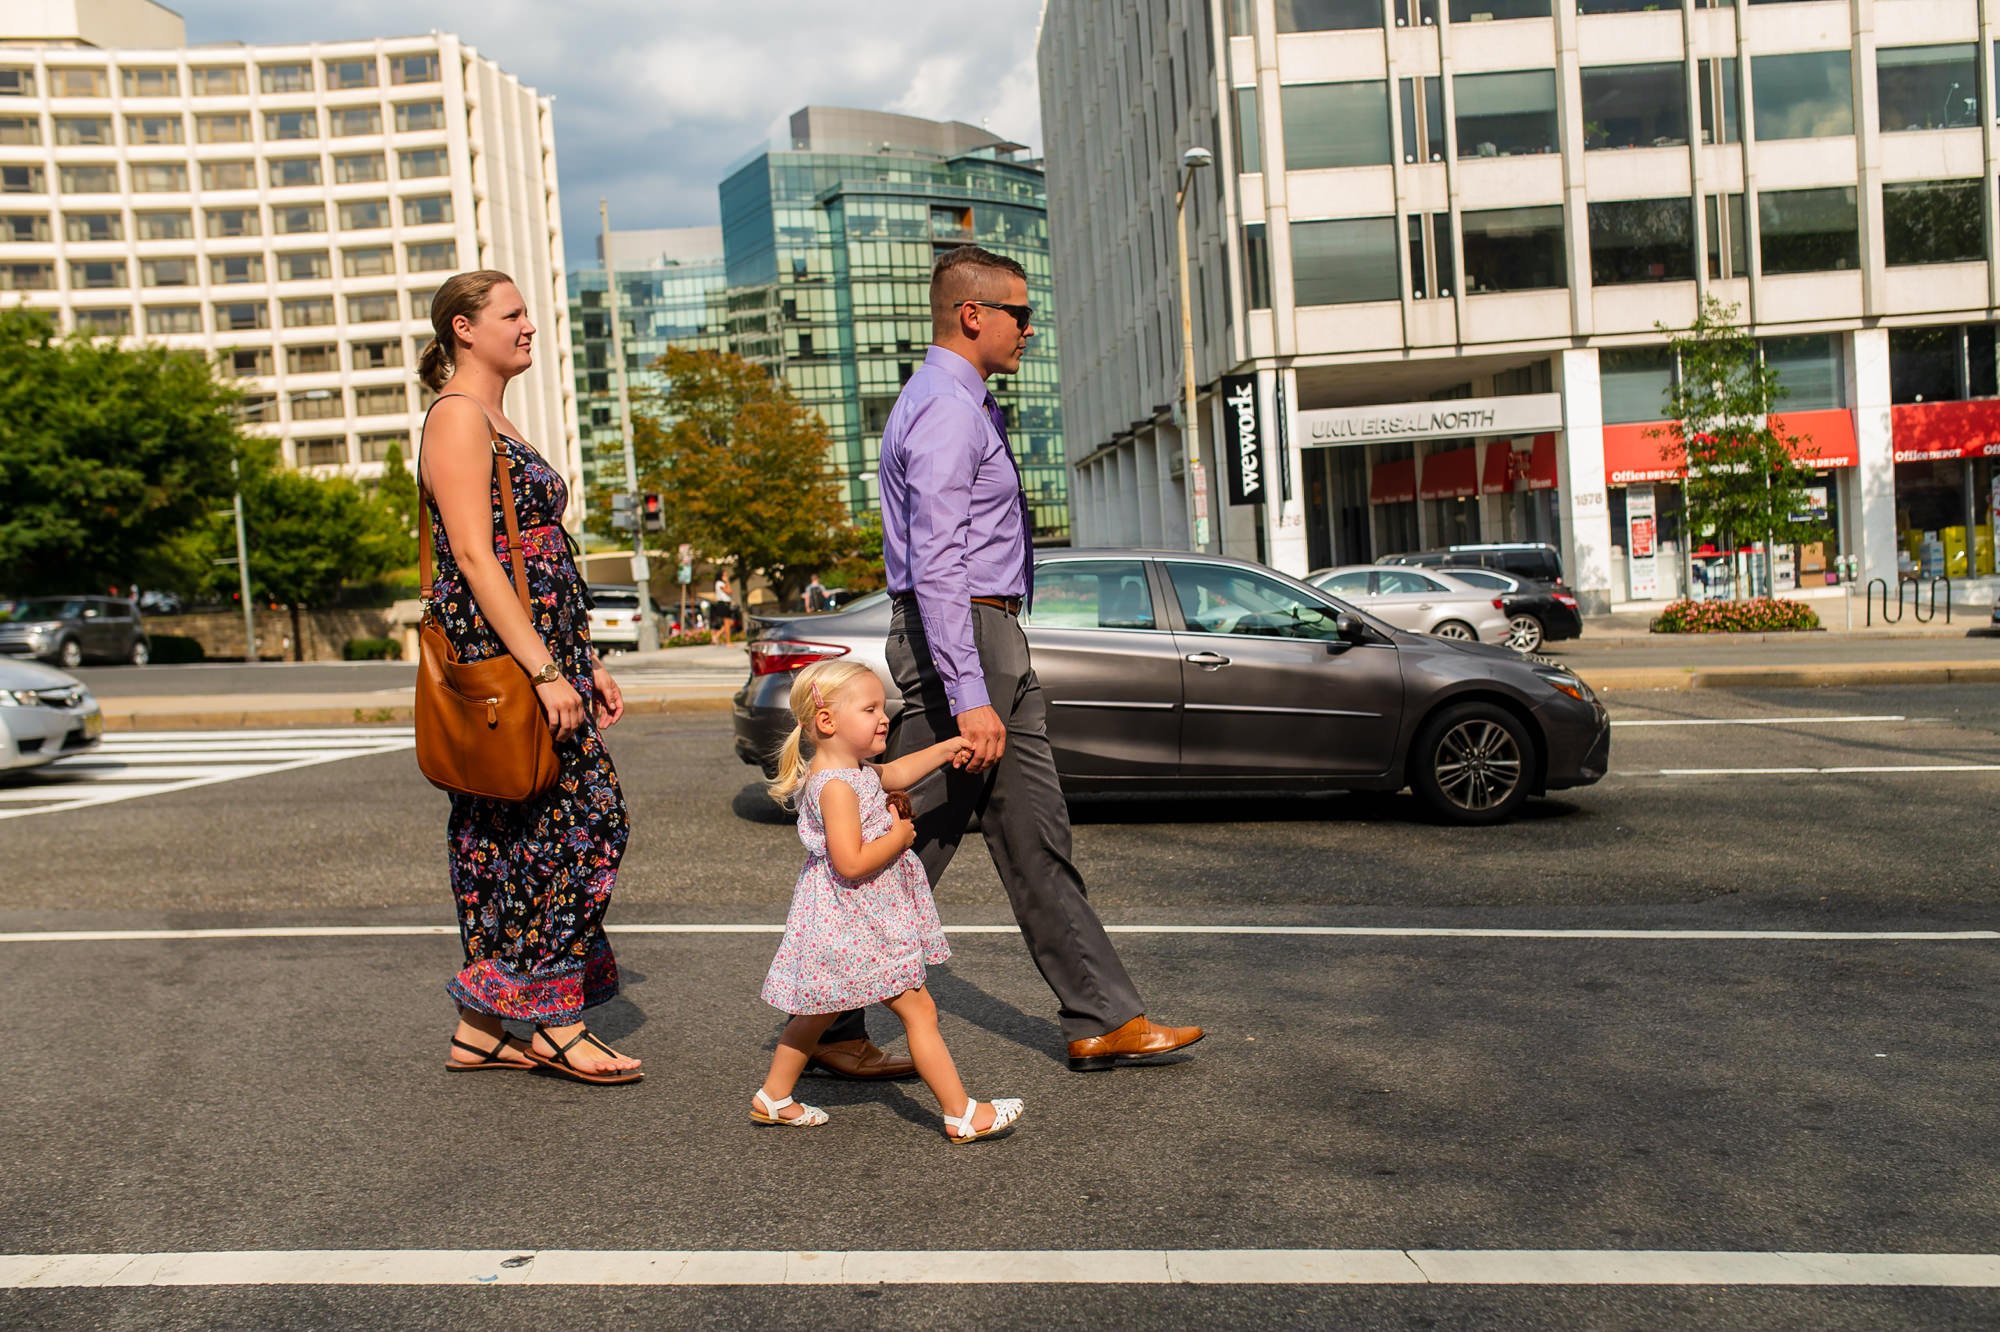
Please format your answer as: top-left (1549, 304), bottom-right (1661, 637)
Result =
top-left (1065, 790), bottom-right (1585, 828)
top-left (732, 782), bottom-right (797, 825)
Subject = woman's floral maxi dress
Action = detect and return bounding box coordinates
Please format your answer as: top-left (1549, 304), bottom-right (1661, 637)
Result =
top-left (427, 436), bottom-right (628, 1024)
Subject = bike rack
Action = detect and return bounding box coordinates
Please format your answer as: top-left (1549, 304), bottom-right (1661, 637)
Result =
top-left (1866, 576), bottom-right (1952, 626)
top-left (1912, 575), bottom-right (1951, 625)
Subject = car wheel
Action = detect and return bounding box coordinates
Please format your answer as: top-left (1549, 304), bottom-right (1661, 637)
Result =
top-left (1506, 614), bottom-right (1545, 653)
top-left (56, 637), bottom-right (83, 669)
top-left (129, 638), bottom-right (150, 666)
top-left (1411, 702), bottom-right (1533, 825)
top-left (1431, 619), bottom-right (1476, 640)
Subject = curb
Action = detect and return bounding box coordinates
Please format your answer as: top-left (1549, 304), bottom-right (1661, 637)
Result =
top-left (101, 694), bottom-right (735, 732)
top-left (1582, 662), bottom-right (2000, 693)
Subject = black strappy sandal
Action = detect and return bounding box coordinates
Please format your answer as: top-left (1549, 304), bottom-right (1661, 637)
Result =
top-left (524, 1026), bottom-right (644, 1086)
top-left (444, 1032), bottom-right (534, 1073)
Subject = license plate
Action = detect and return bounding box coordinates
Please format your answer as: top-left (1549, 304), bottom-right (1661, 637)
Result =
top-left (81, 713), bottom-right (103, 740)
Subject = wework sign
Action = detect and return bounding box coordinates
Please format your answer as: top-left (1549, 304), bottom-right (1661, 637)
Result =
top-left (1220, 374), bottom-right (1265, 507)
top-left (1297, 393), bottom-right (1563, 446)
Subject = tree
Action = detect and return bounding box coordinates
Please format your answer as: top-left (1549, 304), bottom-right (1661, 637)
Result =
top-left (0, 308), bottom-right (241, 594)
top-left (633, 348), bottom-right (853, 603)
top-left (1652, 297), bottom-right (1829, 597)
top-left (374, 440), bottom-right (421, 546)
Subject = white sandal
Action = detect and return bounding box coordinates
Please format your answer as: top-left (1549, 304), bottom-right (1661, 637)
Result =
top-left (751, 1088), bottom-right (829, 1127)
top-left (943, 1096), bottom-right (1024, 1144)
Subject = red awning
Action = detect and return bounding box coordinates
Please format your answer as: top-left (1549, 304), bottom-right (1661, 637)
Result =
top-left (1523, 434), bottom-right (1558, 491)
top-left (1479, 442), bottom-right (1515, 495)
top-left (1418, 447), bottom-right (1478, 500)
top-left (1369, 457), bottom-right (1416, 504)
top-left (1605, 412), bottom-right (1859, 483)
top-left (1892, 400), bottom-right (2000, 463)
top-left (1603, 423), bottom-right (1683, 485)
top-left (1775, 408), bottom-right (1858, 469)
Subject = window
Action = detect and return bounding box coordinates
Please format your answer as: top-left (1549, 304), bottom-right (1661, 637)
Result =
top-left (1757, 186), bottom-right (1858, 274)
top-left (282, 297), bottom-right (335, 327)
top-left (1232, 88), bottom-right (1261, 172)
top-left (130, 163), bottom-right (187, 193)
top-left (63, 212), bottom-right (119, 241)
top-left (196, 112), bottom-right (251, 143)
top-left (1883, 179), bottom-right (1984, 266)
top-left (1243, 222), bottom-right (1272, 309)
top-left (1600, 346), bottom-right (1675, 424)
top-left (1398, 77), bottom-right (1447, 162)
top-left (339, 199), bottom-right (391, 231)
top-left (141, 258), bottom-right (196, 288)
top-left (1377, 568), bottom-right (1451, 594)
top-left (1291, 217), bottom-right (1400, 305)
top-left (204, 207), bottom-right (258, 239)
top-left (1455, 70), bottom-right (1559, 158)
top-left (296, 437), bottom-right (348, 467)
top-left (265, 109), bottom-right (319, 141)
top-left (260, 63), bottom-right (312, 94)
top-left (1462, 206), bottom-right (1568, 292)
top-left (1318, 569), bottom-right (1370, 595)
top-left (1281, 83), bottom-right (1393, 168)
top-left (277, 251), bottom-right (331, 282)
top-left (351, 339), bottom-right (403, 370)
top-left (1448, 0), bottom-right (1548, 18)
top-left (121, 68), bottom-right (178, 98)
top-left (1166, 563), bottom-right (1343, 641)
top-left (238, 394), bottom-right (277, 423)
top-left (214, 300), bottom-right (268, 331)
top-left (286, 344), bottom-right (338, 373)
top-left (1406, 212), bottom-right (1456, 297)
top-left (70, 260), bottom-right (126, 289)
top-left (323, 57), bottom-right (378, 90)
top-left (406, 240), bottom-right (457, 272)
top-left (222, 347), bottom-right (273, 376)
top-left (398, 147), bottom-right (448, 179)
top-left (201, 160), bottom-right (254, 191)
top-left (190, 66), bottom-right (246, 96)
top-left (210, 254), bottom-right (264, 284)
top-left (347, 291), bottom-right (397, 322)
top-left (1577, 0), bottom-right (1670, 10)
top-left (60, 164), bottom-right (117, 194)
top-left (0, 116), bottom-right (39, 145)
top-left (273, 204), bottom-right (326, 235)
top-left (1, 165), bottom-right (45, 193)
top-left (74, 308), bottom-right (131, 336)
top-left (1581, 64), bottom-right (1688, 150)
top-left (268, 157), bottom-right (322, 188)
top-left (1589, 197), bottom-right (1694, 284)
top-left (401, 194), bottom-right (452, 226)
top-left (1024, 560), bottom-right (1157, 629)
top-left (1698, 59), bottom-right (1741, 145)
top-left (1274, 0), bottom-right (1383, 30)
top-left (1891, 325), bottom-right (1999, 404)
top-left (0, 260), bottom-right (55, 291)
top-left (357, 432), bottom-right (408, 462)
top-left (355, 385), bottom-right (406, 415)
top-left (4, 213), bottom-right (50, 242)
top-left (134, 211), bottom-right (192, 240)
top-left (125, 114), bottom-right (182, 145)
top-left (1879, 45), bottom-right (1982, 134)
top-left (49, 68), bottom-right (106, 97)
top-left (1750, 51), bottom-right (1853, 141)
top-left (389, 53), bottom-right (441, 85)
top-left (406, 287), bottom-right (438, 318)
top-left (343, 245), bottom-right (394, 277)
top-left (144, 305), bottom-right (202, 334)
top-left (0, 69), bottom-right (33, 97)
top-left (1762, 334), bottom-right (1842, 408)
top-left (54, 116), bottom-right (110, 145)
top-left (333, 152), bottom-right (387, 184)
top-left (394, 100), bottom-right (446, 132)
top-left (1706, 192), bottom-right (1747, 278)
top-left (330, 106), bottom-right (382, 137)
top-left (291, 390), bottom-right (343, 420)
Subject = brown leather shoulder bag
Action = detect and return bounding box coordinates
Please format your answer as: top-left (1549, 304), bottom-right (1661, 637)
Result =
top-left (412, 395), bottom-right (561, 802)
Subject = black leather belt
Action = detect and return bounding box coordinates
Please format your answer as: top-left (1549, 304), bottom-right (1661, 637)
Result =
top-left (892, 593), bottom-right (1024, 617)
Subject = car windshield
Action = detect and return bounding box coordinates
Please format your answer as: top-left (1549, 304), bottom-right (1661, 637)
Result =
top-left (11, 598), bottom-right (84, 622)
top-left (593, 592), bottom-right (640, 610)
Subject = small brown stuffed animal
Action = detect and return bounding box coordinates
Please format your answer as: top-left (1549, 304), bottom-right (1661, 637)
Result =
top-left (884, 789), bottom-right (913, 821)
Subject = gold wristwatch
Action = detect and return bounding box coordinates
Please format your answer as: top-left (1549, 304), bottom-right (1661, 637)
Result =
top-left (531, 662), bottom-right (562, 684)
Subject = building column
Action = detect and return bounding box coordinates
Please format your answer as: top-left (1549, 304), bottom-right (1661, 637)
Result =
top-left (1848, 327), bottom-right (1899, 584)
top-left (1266, 366), bottom-right (1309, 576)
top-left (1555, 348), bottom-right (1616, 612)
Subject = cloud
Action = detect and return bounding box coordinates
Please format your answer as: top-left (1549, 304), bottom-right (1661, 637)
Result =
top-left (164, 1), bottom-right (1046, 257)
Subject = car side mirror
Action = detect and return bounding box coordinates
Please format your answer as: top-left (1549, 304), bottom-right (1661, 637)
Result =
top-left (1330, 612), bottom-right (1367, 649)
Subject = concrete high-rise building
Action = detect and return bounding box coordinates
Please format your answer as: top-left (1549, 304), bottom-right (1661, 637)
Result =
top-left (719, 106), bottom-right (1070, 542)
top-left (1039, 0), bottom-right (2000, 610)
top-left (0, 1), bottom-right (579, 513)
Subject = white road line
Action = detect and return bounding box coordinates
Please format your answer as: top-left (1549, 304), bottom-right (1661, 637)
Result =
top-left (1612, 715), bottom-right (1907, 728)
top-left (0, 924), bottom-right (1991, 945)
top-left (3, 1248), bottom-right (1997, 1289)
top-left (1655, 764), bottom-right (2000, 776)
top-left (96, 727), bottom-right (413, 741)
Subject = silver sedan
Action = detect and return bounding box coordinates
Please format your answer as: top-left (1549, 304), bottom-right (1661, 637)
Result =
top-left (0, 659), bottom-right (103, 772)
top-left (1307, 565), bottom-right (1512, 645)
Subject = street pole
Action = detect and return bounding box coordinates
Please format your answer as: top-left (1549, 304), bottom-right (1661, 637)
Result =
top-left (231, 456), bottom-right (255, 661)
top-left (1176, 147), bottom-right (1213, 552)
top-left (601, 197), bottom-right (660, 652)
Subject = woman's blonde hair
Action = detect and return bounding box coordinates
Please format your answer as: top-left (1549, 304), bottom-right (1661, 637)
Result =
top-left (767, 659), bottom-right (880, 807)
top-left (418, 269), bottom-right (517, 391)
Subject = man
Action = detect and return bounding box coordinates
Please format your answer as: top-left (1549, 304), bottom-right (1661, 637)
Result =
top-left (804, 574), bottom-right (830, 613)
top-left (803, 245), bottom-right (1203, 1078)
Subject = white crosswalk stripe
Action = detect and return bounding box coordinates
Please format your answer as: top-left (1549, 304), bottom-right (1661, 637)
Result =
top-left (0, 727), bottom-right (414, 821)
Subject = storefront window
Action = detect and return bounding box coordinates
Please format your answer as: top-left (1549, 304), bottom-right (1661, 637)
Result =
top-left (1698, 58), bottom-right (1740, 144)
top-left (1761, 334), bottom-right (1843, 408)
top-left (1757, 187), bottom-right (1858, 275)
top-left (1705, 193), bottom-right (1747, 278)
top-left (1750, 51), bottom-right (1853, 141)
top-left (1276, 0), bottom-right (1383, 29)
top-left (1462, 206), bottom-right (1568, 292)
top-left (1588, 197), bottom-right (1695, 285)
top-left (1890, 324), bottom-right (2000, 403)
top-left (1882, 179), bottom-right (1984, 267)
top-left (1233, 88), bottom-right (1261, 173)
top-left (1581, 64), bottom-right (1688, 150)
top-left (1291, 217), bottom-right (1401, 305)
top-left (1601, 346), bottom-right (1676, 423)
top-left (1281, 82), bottom-right (1393, 168)
top-left (1876, 45), bottom-right (1979, 132)
top-left (1448, 0), bottom-right (1549, 19)
top-left (1454, 70), bottom-right (1559, 158)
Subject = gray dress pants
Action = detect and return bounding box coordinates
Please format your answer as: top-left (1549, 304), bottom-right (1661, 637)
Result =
top-left (817, 599), bottom-right (1145, 1044)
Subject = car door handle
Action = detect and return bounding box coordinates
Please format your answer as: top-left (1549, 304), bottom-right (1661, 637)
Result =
top-left (1185, 651), bottom-right (1231, 669)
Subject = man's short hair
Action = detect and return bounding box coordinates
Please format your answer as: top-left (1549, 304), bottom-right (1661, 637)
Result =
top-left (931, 245), bottom-right (1027, 336)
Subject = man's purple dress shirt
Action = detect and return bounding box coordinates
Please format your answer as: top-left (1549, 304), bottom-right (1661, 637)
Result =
top-left (879, 345), bottom-right (1033, 715)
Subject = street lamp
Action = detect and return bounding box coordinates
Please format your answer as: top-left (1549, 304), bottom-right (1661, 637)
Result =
top-left (1175, 145), bottom-right (1213, 550)
top-left (221, 401), bottom-right (257, 662)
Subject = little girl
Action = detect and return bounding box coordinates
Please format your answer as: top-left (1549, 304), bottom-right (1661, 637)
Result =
top-left (753, 659), bottom-right (1025, 1145)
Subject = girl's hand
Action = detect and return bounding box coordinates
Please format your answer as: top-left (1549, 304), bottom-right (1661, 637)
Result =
top-left (941, 736), bottom-right (976, 768)
top-left (591, 660), bottom-right (624, 728)
top-left (885, 804), bottom-right (917, 853)
top-left (535, 675), bottom-right (586, 742)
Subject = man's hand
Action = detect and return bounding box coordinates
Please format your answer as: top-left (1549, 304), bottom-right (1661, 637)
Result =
top-left (956, 704), bottom-right (1006, 773)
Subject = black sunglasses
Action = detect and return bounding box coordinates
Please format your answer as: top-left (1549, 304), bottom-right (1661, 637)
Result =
top-left (963, 299), bottom-right (1034, 329)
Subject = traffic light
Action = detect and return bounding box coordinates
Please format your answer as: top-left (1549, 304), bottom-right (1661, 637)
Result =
top-left (610, 492), bottom-right (637, 532)
top-left (642, 492), bottom-right (664, 532)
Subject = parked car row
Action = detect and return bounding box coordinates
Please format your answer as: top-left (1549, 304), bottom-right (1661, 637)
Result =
top-left (0, 596), bottom-right (150, 667)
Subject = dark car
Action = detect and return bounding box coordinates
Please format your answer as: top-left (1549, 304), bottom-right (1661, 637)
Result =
top-left (0, 596), bottom-right (149, 668)
top-left (1381, 542), bottom-right (1565, 586)
top-left (732, 551), bottom-right (1608, 824)
top-left (1430, 565), bottom-right (1582, 654)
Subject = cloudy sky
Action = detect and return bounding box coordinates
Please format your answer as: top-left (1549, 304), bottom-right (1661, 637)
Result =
top-left (167, 1), bottom-right (1047, 257)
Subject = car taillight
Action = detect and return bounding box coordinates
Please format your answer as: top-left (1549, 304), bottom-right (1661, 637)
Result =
top-left (748, 639), bottom-right (851, 676)
top-left (1492, 599), bottom-right (1505, 610)
top-left (1554, 593), bottom-right (1579, 608)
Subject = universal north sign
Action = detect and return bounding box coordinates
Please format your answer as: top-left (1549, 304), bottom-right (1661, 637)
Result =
top-left (1220, 374), bottom-right (1265, 507)
top-left (1298, 393), bottom-right (1564, 446)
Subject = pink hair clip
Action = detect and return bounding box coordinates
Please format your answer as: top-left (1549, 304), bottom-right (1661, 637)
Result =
top-left (810, 680), bottom-right (825, 711)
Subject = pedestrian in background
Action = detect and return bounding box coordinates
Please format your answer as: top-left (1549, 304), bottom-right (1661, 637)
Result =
top-left (418, 269), bottom-right (641, 1086)
top-left (712, 572), bottom-right (736, 646)
top-left (805, 573), bottom-right (830, 613)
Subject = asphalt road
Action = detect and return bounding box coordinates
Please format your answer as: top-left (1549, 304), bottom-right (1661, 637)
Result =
top-left (3, 686), bottom-right (1998, 1328)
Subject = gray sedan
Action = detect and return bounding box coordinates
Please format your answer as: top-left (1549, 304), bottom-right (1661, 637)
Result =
top-left (0, 658), bottom-right (103, 773)
top-left (733, 550), bottom-right (1608, 823)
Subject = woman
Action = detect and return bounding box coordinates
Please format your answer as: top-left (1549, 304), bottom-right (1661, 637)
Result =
top-left (419, 270), bottom-right (642, 1085)
top-left (711, 571), bottom-right (736, 646)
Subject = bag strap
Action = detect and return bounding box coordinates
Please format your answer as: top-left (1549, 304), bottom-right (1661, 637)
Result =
top-left (416, 392), bottom-right (532, 618)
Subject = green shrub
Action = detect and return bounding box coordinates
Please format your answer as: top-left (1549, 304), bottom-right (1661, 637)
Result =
top-left (342, 636), bottom-right (402, 661)
top-left (148, 634), bottom-right (205, 664)
top-left (1650, 598), bottom-right (1821, 634)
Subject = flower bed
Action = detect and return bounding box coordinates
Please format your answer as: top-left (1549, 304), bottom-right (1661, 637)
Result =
top-left (1650, 598), bottom-right (1821, 634)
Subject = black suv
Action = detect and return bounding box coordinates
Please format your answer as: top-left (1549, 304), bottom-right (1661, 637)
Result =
top-left (1380, 542), bottom-right (1565, 585)
top-left (0, 596), bottom-right (150, 667)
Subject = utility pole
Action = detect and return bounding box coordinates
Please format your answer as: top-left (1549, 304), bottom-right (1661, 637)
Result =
top-left (1175, 147), bottom-right (1213, 551)
top-left (601, 197), bottom-right (660, 651)
top-left (231, 456), bottom-right (255, 660)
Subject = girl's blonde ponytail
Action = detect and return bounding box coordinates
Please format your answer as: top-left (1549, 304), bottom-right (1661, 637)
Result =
top-left (766, 722), bottom-right (809, 806)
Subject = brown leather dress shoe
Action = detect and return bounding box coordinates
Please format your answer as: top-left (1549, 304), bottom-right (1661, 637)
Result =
top-left (1066, 1016), bottom-right (1205, 1072)
top-left (806, 1038), bottom-right (918, 1080)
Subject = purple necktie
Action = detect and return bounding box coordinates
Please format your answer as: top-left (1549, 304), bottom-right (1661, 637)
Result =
top-left (985, 394), bottom-right (1035, 605)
